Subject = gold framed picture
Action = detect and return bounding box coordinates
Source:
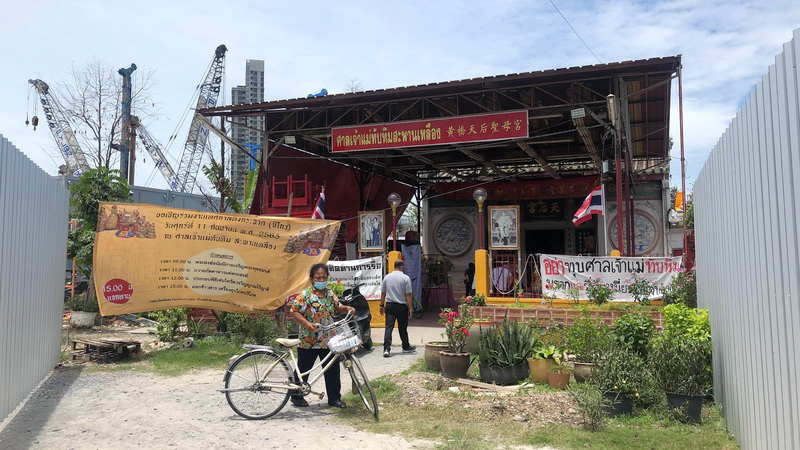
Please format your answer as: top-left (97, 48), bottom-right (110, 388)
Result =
top-left (358, 211), bottom-right (385, 252)
top-left (488, 205), bottom-right (520, 250)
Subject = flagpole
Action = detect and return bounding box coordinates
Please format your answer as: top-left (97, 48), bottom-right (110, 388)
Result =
top-left (601, 183), bottom-right (610, 256)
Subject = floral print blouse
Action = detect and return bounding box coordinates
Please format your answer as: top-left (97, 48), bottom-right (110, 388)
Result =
top-left (290, 286), bottom-right (339, 349)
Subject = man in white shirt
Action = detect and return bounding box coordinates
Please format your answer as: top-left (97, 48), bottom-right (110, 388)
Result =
top-left (492, 261), bottom-right (513, 294)
top-left (379, 260), bottom-right (415, 357)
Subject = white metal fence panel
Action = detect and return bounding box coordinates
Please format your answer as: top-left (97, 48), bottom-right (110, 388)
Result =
top-left (0, 134), bottom-right (68, 423)
top-left (695, 28), bottom-right (800, 450)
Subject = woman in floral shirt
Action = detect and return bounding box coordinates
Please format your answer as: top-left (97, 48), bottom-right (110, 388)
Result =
top-left (289, 263), bottom-right (355, 408)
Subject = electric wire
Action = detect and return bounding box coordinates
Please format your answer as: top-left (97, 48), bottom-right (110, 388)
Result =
top-left (549, 0), bottom-right (603, 65)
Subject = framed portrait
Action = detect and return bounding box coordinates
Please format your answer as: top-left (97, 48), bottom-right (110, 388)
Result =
top-left (358, 211), bottom-right (385, 252)
top-left (488, 205), bottom-right (520, 250)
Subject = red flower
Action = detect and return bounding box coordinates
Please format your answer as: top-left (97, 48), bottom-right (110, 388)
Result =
top-left (461, 327), bottom-right (469, 336)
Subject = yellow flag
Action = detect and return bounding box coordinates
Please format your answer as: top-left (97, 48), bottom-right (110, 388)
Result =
top-left (92, 202), bottom-right (341, 316)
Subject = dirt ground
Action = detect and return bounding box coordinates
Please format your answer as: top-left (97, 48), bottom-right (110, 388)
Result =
top-left (0, 320), bottom-right (567, 449)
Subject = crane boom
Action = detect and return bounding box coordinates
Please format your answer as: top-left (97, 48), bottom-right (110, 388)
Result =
top-left (28, 79), bottom-right (91, 176)
top-left (175, 44), bottom-right (227, 193)
top-left (132, 117), bottom-right (181, 191)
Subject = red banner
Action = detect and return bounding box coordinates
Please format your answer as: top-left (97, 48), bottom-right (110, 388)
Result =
top-left (332, 110), bottom-right (529, 152)
top-left (437, 177), bottom-right (600, 201)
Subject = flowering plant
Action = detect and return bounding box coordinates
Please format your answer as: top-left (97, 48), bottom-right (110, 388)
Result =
top-left (327, 279), bottom-right (346, 298)
top-left (662, 267), bottom-right (697, 308)
top-left (439, 308), bottom-right (474, 353)
top-left (585, 277), bottom-right (614, 305)
top-left (626, 273), bottom-right (655, 304)
top-left (462, 293), bottom-right (486, 307)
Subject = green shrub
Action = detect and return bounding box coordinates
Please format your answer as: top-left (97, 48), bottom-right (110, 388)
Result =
top-left (478, 318), bottom-right (537, 368)
top-left (662, 268), bottom-right (697, 308)
top-left (65, 295), bottom-right (100, 313)
top-left (566, 309), bottom-right (612, 363)
top-left (243, 313), bottom-right (285, 345)
top-left (662, 304), bottom-right (710, 341)
top-left (592, 344), bottom-right (661, 406)
top-left (567, 382), bottom-right (610, 431)
top-left (154, 308), bottom-right (188, 342)
top-left (650, 334), bottom-right (712, 396)
top-left (612, 312), bottom-right (655, 359)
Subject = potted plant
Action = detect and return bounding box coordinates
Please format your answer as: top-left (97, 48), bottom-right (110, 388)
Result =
top-left (566, 309), bottom-right (612, 382)
top-left (438, 308), bottom-right (474, 379)
top-left (591, 344), bottom-right (660, 417)
top-left (187, 316), bottom-right (206, 340)
top-left (650, 334), bottom-right (712, 423)
top-left (477, 318), bottom-right (535, 385)
top-left (547, 353), bottom-right (572, 389)
top-left (461, 294), bottom-right (491, 354)
top-left (66, 295), bottom-right (100, 328)
top-left (528, 344), bottom-right (558, 383)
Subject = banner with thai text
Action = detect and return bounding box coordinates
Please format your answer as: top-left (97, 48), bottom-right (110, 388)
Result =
top-left (92, 203), bottom-right (341, 316)
top-left (539, 254), bottom-right (683, 302)
top-left (327, 256), bottom-right (383, 301)
top-left (332, 110), bottom-right (528, 152)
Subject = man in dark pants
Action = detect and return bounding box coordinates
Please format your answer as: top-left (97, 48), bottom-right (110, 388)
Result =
top-left (379, 260), bottom-right (415, 357)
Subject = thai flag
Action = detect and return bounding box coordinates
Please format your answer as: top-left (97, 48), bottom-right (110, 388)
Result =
top-left (311, 186), bottom-right (325, 219)
top-left (572, 186), bottom-right (604, 226)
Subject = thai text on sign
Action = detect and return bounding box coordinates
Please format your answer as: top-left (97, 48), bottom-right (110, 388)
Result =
top-left (539, 254), bottom-right (683, 302)
top-left (327, 256), bottom-right (383, 301)
top-left (331, 110), bottom-right (529, 152)
top-left (92, 203), bottom-right (341, 316)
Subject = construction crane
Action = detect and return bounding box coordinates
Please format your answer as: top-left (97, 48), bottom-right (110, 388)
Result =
top-left (131, 116), bottom-right (181, 190)
top-left (175, 44), bottom-right (228, 193)
top-left (28, 79), bottom-right (91, 176)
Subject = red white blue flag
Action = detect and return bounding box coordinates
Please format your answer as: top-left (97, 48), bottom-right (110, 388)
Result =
top-left (572, 186), bottom-right (604, 226)
top-left (311, 186), bottom-right (325, 219)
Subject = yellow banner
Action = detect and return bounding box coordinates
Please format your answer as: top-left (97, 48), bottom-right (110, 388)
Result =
top-left (92, 203), bottom-right (341, 316)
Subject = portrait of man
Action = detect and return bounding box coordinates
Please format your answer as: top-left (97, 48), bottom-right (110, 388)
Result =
top-left (488, 206), bottom-right (520, 250)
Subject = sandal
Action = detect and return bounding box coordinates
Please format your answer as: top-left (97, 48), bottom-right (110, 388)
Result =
top-left (328, 399), bottom-right (346, 408)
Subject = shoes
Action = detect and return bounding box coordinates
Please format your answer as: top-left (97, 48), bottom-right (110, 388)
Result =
top-left (383, 349), bottom-right (390, 358)
top-left (329, 399), bottom-right (347, 408)
top-left (290, 398), bottom-right (309, 407)
top-left (402, 345), bottom-right (417, 352)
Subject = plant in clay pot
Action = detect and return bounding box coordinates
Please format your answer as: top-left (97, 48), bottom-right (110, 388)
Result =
top-left (477, 317), bottom-right (535, 385)
top-left (547, 353), bottom-right (572, 389)
top-left (437, 308), bottom-right (474, 379)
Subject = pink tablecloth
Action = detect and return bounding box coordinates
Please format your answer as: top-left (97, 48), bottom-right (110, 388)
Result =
top-left (423, 284), bottom-right (457, 308)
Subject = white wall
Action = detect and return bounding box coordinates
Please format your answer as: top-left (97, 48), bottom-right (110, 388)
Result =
top-left (694, 28), bottom-right (800, 450)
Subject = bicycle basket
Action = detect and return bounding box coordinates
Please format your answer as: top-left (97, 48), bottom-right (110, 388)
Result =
top-left (325, 319), bottom-right (362, 353)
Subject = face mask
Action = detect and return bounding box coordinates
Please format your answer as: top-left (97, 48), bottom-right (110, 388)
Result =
top-left (313, 281), bottom-right (328, 290)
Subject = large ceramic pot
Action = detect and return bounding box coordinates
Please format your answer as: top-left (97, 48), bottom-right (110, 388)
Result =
top-left (666, 392), bottom-right (703, 424)
top-left (603, 391), bottom-right (633, 417)
top-left (439, 351), bottom-right (471, 379)
top-left (480, 364), bottom-right (529, 386)
top-left (547, 371), bottom-right (571, 389)
top-left (463, 320), bottom-right (493, 354)
top-left (572, 362), bottom-right (598, 383)
top-left (70, 311), bottom-right (97, 328)
top-left (527, 357), bottom-right (555, 383)
top-left (424, 342), bottom-right (450, 371)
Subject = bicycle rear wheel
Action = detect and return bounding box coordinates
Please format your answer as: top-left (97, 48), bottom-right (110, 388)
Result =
top-left (345, 353), bottom-right (379, 421)
top-left (223, 351), bottom-right (292, 419)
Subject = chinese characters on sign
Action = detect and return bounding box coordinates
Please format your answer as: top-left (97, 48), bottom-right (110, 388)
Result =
top-left (331, 110), bottom-right (529, 152)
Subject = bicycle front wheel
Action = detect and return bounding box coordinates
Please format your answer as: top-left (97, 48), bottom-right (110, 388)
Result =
top-left (345, 353), bottom-right (379, 421)
top-left (223, 351), bottom-right (292, 420)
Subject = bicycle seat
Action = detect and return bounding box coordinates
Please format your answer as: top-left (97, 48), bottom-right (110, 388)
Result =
top-left (276, 338), bottom-right (302, 347)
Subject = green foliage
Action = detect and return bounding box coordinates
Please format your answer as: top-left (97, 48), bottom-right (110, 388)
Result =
top-left (65, 295), bottom-right (99, 313)
top-left (201, 158), bottom-right (242, 213)
top-left (650, 335), bottom-right (713, 396)
top-left (662, 268), bottom-right (697, 308)
top-left (585, 277), bottom-right (614, 305)
top-left (592, 344), bottom-right (660, 405)
top-left (626, 273), bottom-right (656, 305)
top-left (566, 309), bottom-right (612, 363)
top-left (612, 312), bottom-right (655, 359)
top-left (243, 313), bottom-right (285, 345)
top-left (327, 279), bottom-right (346, 298)
top-left (478, 318), bottom-right (537, 368)
top-left (538, 323), bottom-right (569, 349)
top-left (187, 316), bottom-right (205, 335)
top-left (154, 308), bottom-right (188, 341)
top-left (548, 353), bottom-right (571, 374)
top-left (567, 382), bottom-right (610, 431)
top-left (463, 293), bottom-right (486, 307)
top-left (439, 308), bottom-right (474, 353)
top-left (67, 167), bottom-right (130, 275)
top-left (532, 344), bottom-right (559, 360)
top-left (662, 304), bottom-right (710, 341)
top-left (145, 336), bottom-right (243, 376)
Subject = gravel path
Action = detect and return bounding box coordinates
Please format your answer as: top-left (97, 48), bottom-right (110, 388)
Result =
top-left (0, 343), bottom-right (432, 450)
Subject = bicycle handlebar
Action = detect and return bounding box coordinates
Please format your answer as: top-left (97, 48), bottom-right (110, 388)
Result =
top-left (312, 310), bottom-right (354, 331)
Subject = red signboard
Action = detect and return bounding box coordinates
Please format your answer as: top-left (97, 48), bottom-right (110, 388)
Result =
top-left (331, 110), bottom-right (529, 152)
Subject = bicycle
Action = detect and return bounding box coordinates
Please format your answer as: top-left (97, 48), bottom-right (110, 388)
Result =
top-left (411, 294), bottom-right (424, 319)
top-left (220, 311), bottom-right (379, 421)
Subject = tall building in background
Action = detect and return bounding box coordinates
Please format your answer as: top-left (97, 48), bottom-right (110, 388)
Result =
top-left (231, 59), bottom-right (265, 202)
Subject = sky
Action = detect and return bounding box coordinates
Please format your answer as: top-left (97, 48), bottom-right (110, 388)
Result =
top-left (2, 0), bottom-right (798, 193)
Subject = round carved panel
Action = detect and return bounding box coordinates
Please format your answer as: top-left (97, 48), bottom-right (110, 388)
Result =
top-left (608, 210), bottom-right (660, 255)
top-left (434, 216), bottom-right (473, 256)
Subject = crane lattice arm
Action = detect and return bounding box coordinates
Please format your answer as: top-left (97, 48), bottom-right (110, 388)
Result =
top-left (175, 44), bottom-right (228, 193)
top-left (28, 79), bottom-right (91, 176)
top-left (132, 117), bottom-right (181, 191)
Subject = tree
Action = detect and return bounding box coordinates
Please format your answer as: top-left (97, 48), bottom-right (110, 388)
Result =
top-left (57, 59), bottom-right (157, 169)
top-left (67, 167), bottom-right (130, 305)
top-left (345, 78), bottom-right (363, 93)
top-left (201, 158), bottom-right (242, 214)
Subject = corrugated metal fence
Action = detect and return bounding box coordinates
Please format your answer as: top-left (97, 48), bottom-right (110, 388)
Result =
top-left (0, 134), bottom-right (68, 423)
top-left (695, 28), bottom-right (799, 450)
